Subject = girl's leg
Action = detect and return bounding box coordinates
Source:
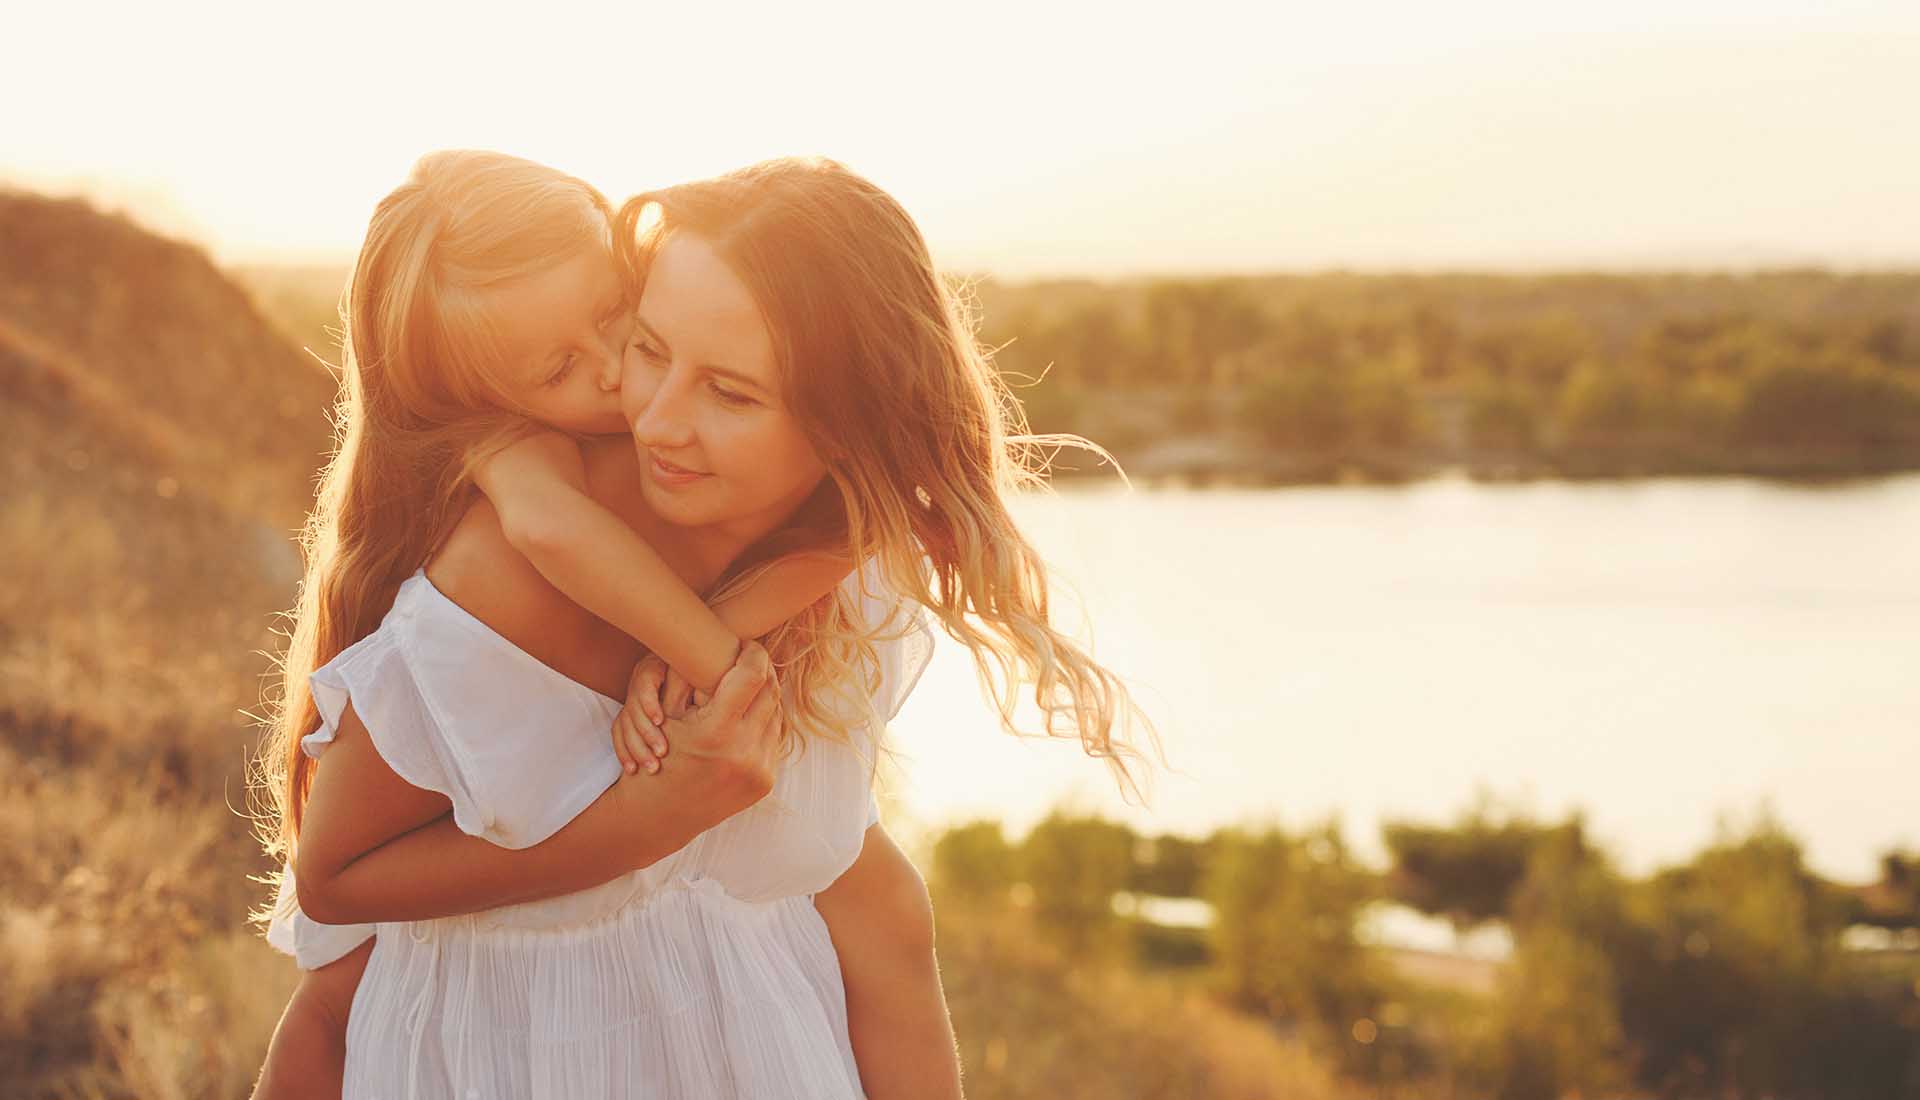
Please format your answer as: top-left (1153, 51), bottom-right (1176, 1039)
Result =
top-left (251, 938), bottom-right (374, 1100)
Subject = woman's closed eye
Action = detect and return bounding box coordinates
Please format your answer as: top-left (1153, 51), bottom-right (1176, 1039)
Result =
top-left (628, 334), bottom-right (753, 407)
top-left (544, 353), bottom-right (577, 387)
top-left (630, 335), bottom-right (666, 363)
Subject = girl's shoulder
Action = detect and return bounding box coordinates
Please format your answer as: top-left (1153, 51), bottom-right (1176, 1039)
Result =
top-left (425, 483), bottom-right (639, 695)
top-left (430, 497), bottom-right (565, 630)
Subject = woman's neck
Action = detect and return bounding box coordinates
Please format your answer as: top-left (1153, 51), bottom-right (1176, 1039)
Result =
top-left (582, 437), bottom-right (765, 594)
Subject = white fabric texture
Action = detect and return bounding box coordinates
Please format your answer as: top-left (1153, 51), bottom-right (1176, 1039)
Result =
top-left (264, 563), bottom-right (934, 1099)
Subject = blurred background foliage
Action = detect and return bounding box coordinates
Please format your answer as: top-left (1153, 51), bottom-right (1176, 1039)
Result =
top-left (934, 804), bottom-right (1920, 1100)
top-left (968, 273), bottom-right (1920, 483)
top-left (4, 192), bottom-right (1917, 1098)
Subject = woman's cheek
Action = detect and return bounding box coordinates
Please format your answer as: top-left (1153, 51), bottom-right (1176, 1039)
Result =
top-left (721, 414), bottom-right (810, 495)
top-left (759, 418), bottom-right (827, 495)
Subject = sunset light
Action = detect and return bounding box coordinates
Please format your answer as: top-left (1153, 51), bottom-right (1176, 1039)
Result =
top-left (7, 3), bottom-right (1918, 1097)
top-left (9, 1), bottom-right (1920, 272)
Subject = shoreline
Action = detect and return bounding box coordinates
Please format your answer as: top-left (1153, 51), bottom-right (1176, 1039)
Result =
top-left (1041, 433), bottom-right (1920, 489)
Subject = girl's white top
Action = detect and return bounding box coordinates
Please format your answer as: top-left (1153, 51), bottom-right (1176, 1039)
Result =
top-left (266, 566), bottom-right (933, 1100)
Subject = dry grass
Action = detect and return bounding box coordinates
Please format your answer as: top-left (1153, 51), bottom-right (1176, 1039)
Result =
top-left (0, 191), bottom-right (325, 1098)
top-left (938, 901), bottom-right (1363, 1100)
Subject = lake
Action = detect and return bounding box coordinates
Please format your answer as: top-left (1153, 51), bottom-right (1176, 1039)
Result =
top-left (884, 472), bottom-right (1920, 883)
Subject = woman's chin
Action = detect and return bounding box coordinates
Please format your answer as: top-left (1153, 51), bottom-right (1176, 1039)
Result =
top-left (639, 475), bottom-right (714, 527)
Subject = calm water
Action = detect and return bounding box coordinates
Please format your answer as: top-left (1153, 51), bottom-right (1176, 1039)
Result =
top-left (884, 472), bottom-right (1920, 883)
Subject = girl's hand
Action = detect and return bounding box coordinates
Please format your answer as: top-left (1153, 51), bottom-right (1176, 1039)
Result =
top-left (630, 651), bottom-right (699, 722)
top-left (614, 656), bottom-right (673, 776)
top-left (662, 667), bottom-right (697, 719)
top-left (612, 702), bottom-right (667, 776)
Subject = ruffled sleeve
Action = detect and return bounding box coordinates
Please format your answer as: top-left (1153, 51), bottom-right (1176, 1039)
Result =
top-left (841, 563), bottom-right (936, 834)
top-left (299, 575), bottom-right (624, 851)
top-left (850, 560), bottom-right (936, 724)
top-left (263, 867), bottom-right (374, 970)
top-left (301, 627), bottom-right (493, 839)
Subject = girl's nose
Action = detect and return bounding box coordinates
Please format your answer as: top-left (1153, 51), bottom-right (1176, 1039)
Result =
top-left (595, 343), bottom-right (622, 393)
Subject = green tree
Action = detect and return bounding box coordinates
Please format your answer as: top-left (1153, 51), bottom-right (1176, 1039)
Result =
top-left (1555, 360), bottom-right (1644, 451)
top-left (1240, 362), bottom-right (1353, 452)
top-left (1849, 848), bottom-right (1920, 930)
top-left (1481, 831), bottom-right (1632, 1100)
top-left (1735, 357), bottom-right (1920, 452)
top-left (1129, 832), bottom-right (1213, 898)
top-left (1347, 359), bottom-right (1422, 450)
top-left (1470, 313), bottom-right (1595, 390)
top-left (1463, 369), bottom-right (1542, 454)
top-left (1143, 280), bottom-right (1271, 388)
top-left (1204, 821), bottom-right (1384, 1059)
top-left (1020, 812), bottom-right (1137, 958)
top-left (932, 820), bottom-right (1016, 905)
top-left (1617, 812), bottom-right (1851, 1098)
top-left (1382, 800), bottom-right (1590, 934)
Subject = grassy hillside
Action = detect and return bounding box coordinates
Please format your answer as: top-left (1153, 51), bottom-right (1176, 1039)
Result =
top-left (0, 191), bottom-right (339, 1095)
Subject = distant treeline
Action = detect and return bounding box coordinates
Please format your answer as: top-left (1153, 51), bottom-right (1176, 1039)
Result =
top-left (971, 272), bottom-right (1920, 482)
top-left (235, 266), bottom-right (1920, 482)
top-left (931, 802), bottom-right (1920, 1100)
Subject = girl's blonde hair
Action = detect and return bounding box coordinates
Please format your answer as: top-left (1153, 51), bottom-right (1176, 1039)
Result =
top-left (615, 158), bottom-right (1158, 799)
top-left (255, 150), bottom-right (611, 866)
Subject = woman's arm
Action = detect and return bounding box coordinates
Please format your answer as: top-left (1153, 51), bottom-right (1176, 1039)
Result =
top-left (295, 644), bottom-right (782, 925)
top-left (476, 431), bottom-right (741, 691)
top-left (814, 826), bottom-right (964, 1100)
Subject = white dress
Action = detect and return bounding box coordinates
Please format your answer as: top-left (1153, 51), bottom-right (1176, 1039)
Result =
top-left (265, 566), bottom-right (933, 1100)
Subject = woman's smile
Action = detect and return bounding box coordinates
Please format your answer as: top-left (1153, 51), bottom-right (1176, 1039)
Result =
top-left (645, 448), bottom-right (710, 488)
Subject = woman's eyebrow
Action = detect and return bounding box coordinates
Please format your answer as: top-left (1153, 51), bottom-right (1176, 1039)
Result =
top-left (633, 313), bottom-right (770, 395)
top-left (633, 313), bottom-right (669, 351)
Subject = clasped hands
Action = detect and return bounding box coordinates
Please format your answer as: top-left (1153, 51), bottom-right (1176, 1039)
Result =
top-left (611, 641), bottom-right (781, 805)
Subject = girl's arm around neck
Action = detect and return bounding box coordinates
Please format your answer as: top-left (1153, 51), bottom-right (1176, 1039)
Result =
top-left (712, 550), bottom-right (856, 640)
top-left (476, 431), bottom-right (740, 692)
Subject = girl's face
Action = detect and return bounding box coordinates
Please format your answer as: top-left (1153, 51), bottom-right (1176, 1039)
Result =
top-left (491, 247), bottom-right (632, 435)
top-left (621, 232), bottom-right (827, 536)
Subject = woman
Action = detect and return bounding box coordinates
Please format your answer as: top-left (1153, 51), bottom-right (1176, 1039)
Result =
top-left (261, 156), bottom-right (1153, 1097)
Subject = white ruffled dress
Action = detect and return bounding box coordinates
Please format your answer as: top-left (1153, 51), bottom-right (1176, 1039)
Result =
top-left (265, 567), bottom-right (933, 1100)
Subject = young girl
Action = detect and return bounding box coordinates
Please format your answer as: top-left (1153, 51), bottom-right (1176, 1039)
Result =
top-left (252, 151), bottom-right (957, 1098)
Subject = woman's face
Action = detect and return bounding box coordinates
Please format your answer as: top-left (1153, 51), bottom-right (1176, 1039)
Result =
top-left (621, 232), bottom-right (827, 535)
top-left (491, 246), bottom-right (632, 435)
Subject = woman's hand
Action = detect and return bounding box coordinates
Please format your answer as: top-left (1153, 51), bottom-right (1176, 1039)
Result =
top-left (657, 641), bottom-right (781, 801)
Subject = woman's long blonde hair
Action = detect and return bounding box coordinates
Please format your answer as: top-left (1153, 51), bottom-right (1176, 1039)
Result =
top-left (615, 158), bottom-right (1158, 799)
top-left (255, 151), bottom-right (612, 867)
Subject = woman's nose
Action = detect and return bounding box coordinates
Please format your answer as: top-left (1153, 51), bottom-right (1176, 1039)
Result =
top-left (631, 372), bottom-right (694, 447)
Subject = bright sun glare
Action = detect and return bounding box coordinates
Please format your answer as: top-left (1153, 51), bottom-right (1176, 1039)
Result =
top-left (7, 0), bottom-right (1920, 273)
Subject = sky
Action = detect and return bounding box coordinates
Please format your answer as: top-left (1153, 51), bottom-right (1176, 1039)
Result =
top-left (7, 0), bottom-right (1919, 275)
